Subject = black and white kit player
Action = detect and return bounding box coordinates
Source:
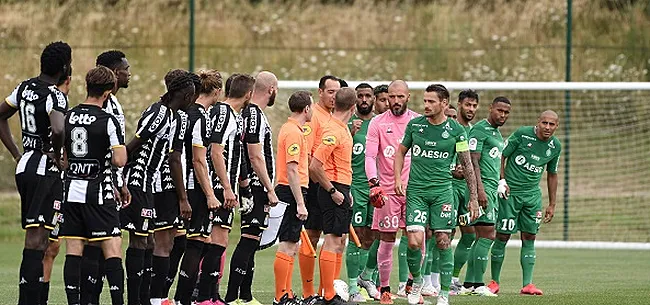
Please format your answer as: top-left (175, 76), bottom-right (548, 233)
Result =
top-left (0, 41), bottom-right (71, 305)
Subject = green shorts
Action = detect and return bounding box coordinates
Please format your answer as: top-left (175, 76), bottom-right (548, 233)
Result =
top-left (472, 188), bottom-right (498, 225)
top-left (453, 185), bottom-right (469, 226)
top-left (351, 185), bottom-right (373, 227)
top-left (496, 191), bottom-right (543, 234)
top-left (406, 191), bottom-right (455, 231)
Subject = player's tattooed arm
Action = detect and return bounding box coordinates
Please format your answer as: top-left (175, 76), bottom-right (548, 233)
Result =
top-left (459, 151), bottom-right (480, 221)
top-left (471, 152), bottom-right (487, 208)
top-left (0, 102), bottom-right (20, 161)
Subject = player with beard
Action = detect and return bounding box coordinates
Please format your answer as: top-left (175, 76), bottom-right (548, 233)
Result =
top-left (0, 41), bottom-right (71, 305)
top-left (358, 80), bottom-right (419, 304)
top-left (224, 71), bottom-right (279, 305)
top-left (448, 90), bottom-right (479, 294)
top-left (346, 83), bottom-right (379, 302)
top-left (373, 85), bottom-right (389, 115)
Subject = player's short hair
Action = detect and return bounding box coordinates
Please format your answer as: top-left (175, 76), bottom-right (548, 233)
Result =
top-left (225, 73), bottom-right (242, 97)
top-left (41, 41), bottom-right (72, 77)
top-left (334, 87), bottom-right (357, 111)
top-left (319, 75), bottom-right (339, 89)
top-left (86, 66), bottom-right (116, 98)
top-left (227, 74), bottom-right (255, 99)
top-left (56, 65), bottom-right (72, 86)
top-left (197, 70), bottom-right (223, 95)
top-left (339, 78), bottom-right (349, 88)
top-left (458, 89), bottom-right (479, 103)
top-left (96, 50), bottom-right (126, 70)
top-left (425, 84), bottom-right (450, 102)
top-left (164, 69), bottom-right (188, 89)
top-left (355, 83), bottom-right (373, 91)
top-left (492, 96), bottom-right (511, 105)
top-left (373, 84), bottom-right (388, 96)
top-left (189, 72), bottom-right (201, 92)
top-left (288, 90), bottom-right (312, 113)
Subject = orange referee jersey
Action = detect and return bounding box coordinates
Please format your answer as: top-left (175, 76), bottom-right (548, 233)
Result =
top-left (276, 117), bottom-right (309, 188)
top-left (303, 103), bottom-right (331, 157)
top-left (312, 117), bottom-right (353, 185)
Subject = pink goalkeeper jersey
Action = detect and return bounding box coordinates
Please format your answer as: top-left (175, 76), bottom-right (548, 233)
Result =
top-left (365, 109), bottom-right (420, 195)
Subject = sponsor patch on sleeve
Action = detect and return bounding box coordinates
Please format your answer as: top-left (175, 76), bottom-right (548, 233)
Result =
top-left (287, 143), bottom-right (300, 156)
top-left (302, 125), bottom-right (312, 136)
top-left (322, 135), bottom-right (337, 146)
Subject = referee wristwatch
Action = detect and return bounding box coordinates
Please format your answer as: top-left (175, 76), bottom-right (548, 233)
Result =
top-left (328, 186), bottom-right (337, 194)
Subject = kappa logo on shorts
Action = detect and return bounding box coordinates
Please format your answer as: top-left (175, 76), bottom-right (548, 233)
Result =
top-left (442, 204), bottom-right (452, 212)
top-left (322, 135), bottom-right (337, 146)
top-left (288, 143), bottom-right (300, 156)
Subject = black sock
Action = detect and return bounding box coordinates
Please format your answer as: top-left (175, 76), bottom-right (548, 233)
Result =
top-left (225, 238), bottom-right (259, 302)
top-left (239, 249), bottom-right (257, 302)
top-left (64, 254), bottom-right (83, 305)
top-left (197, 244), bottom-right (226, 302)
top-left (463, 282), bottom-right (475, 289)
top-left (174, 239), bottom-right (204, 305)
top-left (380, 286), bottom-right (390, 294)
top-left (407, 278), bottom-right (413, 287)
top-left (94, 251), bottom-right (106, 305)
top-left (19, 249), bottom-right (45, 305)
top-left (164, 235), bottom-right (186, 297)
top-left (150, 255), bottom-right (170, 299)
top-left (40, 281), bottom-right (50, 305)
top-left (105, 257), bottom-right (125, 305)
top-left (125, 247), bottom-right (145, 305)
top-left (80, 245), bottom-right (102, 305)
top-left (139, 249), bottom-right (153, 305)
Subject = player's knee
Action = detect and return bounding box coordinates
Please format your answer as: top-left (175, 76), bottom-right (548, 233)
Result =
top-left (434, 232), bottom-right (451, 249)
top-left (45, 241), bottom-right (61, 258)
top-left (521, 232), bottom-right (536, 241)
top-left (24, 229), bottom-right (49, 250)
top-left (379, 232), bottom-right (396, 242)
top-left (128, 234), bottom-right (148, 249)
top-left (361, 238), bottom-right (374, 249)
top-left (496, 232), bottom-right (511, 242)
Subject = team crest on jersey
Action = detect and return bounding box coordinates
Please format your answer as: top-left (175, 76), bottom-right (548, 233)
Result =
top-left (441, 130), bottom-right (449, 139)
top-left (546, 148), bottom-right (551, 157)
top-left (288, 143), bottom-right (300, 156)
top-left (322, 135), bottom-right (337, 146)
top-left (302, 125), bottom-right (312, 136)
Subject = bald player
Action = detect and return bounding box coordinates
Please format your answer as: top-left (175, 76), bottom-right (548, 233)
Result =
top-left (487, 110), bottom-right (561, 296)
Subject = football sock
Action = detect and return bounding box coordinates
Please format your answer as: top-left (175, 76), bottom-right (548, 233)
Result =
top-left (430, 240), bottom-right (440, 290)
top-left (140, 249), bottom-right (153, 304)
top-left (319, 250), bottom-right (337, 301)
top-left (453, 233), bottom-right (475, 278)
top-left (164, 235), bottom-right (186, 297)
top-left (521, 239), bottom-right (536, 286)
top-left (173, 239), bottom-right (203, 305)
top-left (40, 281), bottom-right (50, 305)
top-left (105, 257), bottom-right (126, 305)
top-left (398, 236), bottom-right (409, 283)
top-left (438, 247), bottom-right (453, 298)
top-left (335, 252), bottom-right (343, 280)
top-left (473, 238), bottom-right (493, 285)
top-left (406, 247), bottom-right (423, 279)
top-left (80, 245), bottom-right (102, 305)
top-left (64, 254), bottom-right (82, 305)
top-left (274, 252), bottom-right (293, 301)
top-left (359, 239), bottom-right (379, 280)
top-left (377, 240), bottom-right (394, 287)
top-left (490, 239), bottom-right (507, 284)
top-left (239, 252), bottom-right (256, 302)
top-left (298, 249), bottom-right (316, 298)
top-left (20, 249), bottom-right (44, 305)
top-left (463, 239), bottom-right (477, 284)
top-left (225, 237), bottom-right (259, 302)
top-left (150, 255), bottom-right (170, 299)
top-left (358, 246), bottom-right (369, 275)
top-left (94, 250), bottom-right (106, 304)
top-left (197, 244), bottom-right (226, 302)
top-left (346, 241), bottom-right (360, 294)
top-left (125, 247), bottom-right (145, 305)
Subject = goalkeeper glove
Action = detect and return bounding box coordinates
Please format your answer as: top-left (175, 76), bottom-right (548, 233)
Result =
top-left (497, 179), bottom-right (509, 199)
top-left (368, 178), bottom-right (387, 208)
top-left (239, 184), bottom-right (254, 215)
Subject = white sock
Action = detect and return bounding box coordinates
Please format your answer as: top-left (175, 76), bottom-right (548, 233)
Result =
top-left (452, 276), bottom-right (460, 284)
top-left (399, 281), bottom-right (407, 288)
top-left (423, 274), bottom-right (432, 286)
top-left (432, 273), bottom-right (441, 290)
top-left (150, 298), bottom-right (163, 305)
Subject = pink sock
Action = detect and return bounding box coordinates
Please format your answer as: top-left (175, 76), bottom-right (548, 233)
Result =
top-left (378, 240), bottom-right (395, 287)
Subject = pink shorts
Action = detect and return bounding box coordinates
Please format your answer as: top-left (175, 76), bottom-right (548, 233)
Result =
top-left (372, 194), bottom-right (406, 232)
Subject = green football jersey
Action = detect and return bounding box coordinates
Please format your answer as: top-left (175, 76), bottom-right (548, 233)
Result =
top-left (402, 117), bottom-right (469, 195)
top-left (452, 123), bottom-right (473, 190)
top-left (468, 119), bottom-right (505, 191)
top-left (348, 114), bottom-right (372, 188)
top-left (503, 126), bottom-right (561, 194)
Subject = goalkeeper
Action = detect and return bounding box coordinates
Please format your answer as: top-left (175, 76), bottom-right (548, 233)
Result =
top-left (488, 110), bottom-right (562, 296)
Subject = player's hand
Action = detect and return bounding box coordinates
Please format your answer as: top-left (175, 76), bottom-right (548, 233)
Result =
top-left (350, 119), bottom-right (363, 136)
top-left (468, 199), bottom-right (480, 222)
top-left (46, 152), bottom-right (64, 170)
top-left (394, 180), bottom-right (405, 196)
top-left (224, 188), bottom-right (238, 209)
top-left (369, 179), bottom-right (387, 208)
top-left (119, 185), bottom-right (131, 207)
top-left (239, 184), bottom-right (254, 214)
top-left (296, 202), bottom-right (308, 221)
top-left (543, 205), bottom-right (555, 223)
top-left (207, 194), bottom-right (221, 210)
top-left (331, 190), bottom-right (345, 205)
top-left (179, 197), bottom-right (192, 220)
top-left (497, 179), bottom-right (509, 199)
top-left (478, 188), bottom-right (488, 208)
top-left (267, 190), bottom-right (280, 207)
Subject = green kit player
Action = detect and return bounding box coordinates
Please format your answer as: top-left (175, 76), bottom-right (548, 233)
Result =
top-left (394, 84), bottom-right (480, 305)
top-left (346, 83), bottom-right (381, 302)
top-left (488, 110), bottom-right (561, 296)
top-left (462, 96), bottom-right (511, 297)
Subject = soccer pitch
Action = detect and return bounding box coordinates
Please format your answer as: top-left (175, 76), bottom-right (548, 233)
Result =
top-left (0, 240), bottom-right (647, 305)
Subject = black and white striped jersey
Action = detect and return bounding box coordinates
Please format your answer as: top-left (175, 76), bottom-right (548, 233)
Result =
top-left (209, 102), bottom-right (243, 194)
top-left (154, 110), bottom-right (188, 193)
top-left (102, 93), bottom-right (126, 187)
top-left (5, 77), bottom-right (68, 177)
top-left (64, 104), bottom-right (124, 205)
top-left (125, 101), bottom-right (174, 193)
top-left (185, 103), bottom-right (213, 191)
top-left (242, 103), bottom-right (274, 189)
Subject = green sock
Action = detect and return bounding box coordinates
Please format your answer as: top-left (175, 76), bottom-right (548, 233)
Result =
top-left (422, 239), bottom-right (431, 276)
top-left (407, 246), bottom-right (423, 280)
top-left (463, 239), bottom-right (477, 283)
top-left (398, 236), bottom-right (409, 282)
top-left (521, 239), bottom-right (536, 286)
top-left (490, 239), bottom-right (507, 284)
top-left (358, 247), bottom-right (369, 275)
top-left (426, 238), bottom-right (435, 274)
top-left (430, 241), bottom-right (440, 275)
top-left (373, 268), bottom-right (379, 286)
top-left (360, 239), bottom-right (379, 280)
top-left (453, 233), bottom-right (475, 277)
top-left (473, 238), bottom-right (494, 284)
top-left (438, 247), bottom-right (453, 298)
top-left (346, 242), bottom-right (360, 293)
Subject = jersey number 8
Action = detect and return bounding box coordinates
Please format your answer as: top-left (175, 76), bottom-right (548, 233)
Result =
top-left (71, 127), bottom-right (89, 157)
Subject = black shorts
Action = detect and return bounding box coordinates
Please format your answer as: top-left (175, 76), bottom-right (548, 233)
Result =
top-left (318, 182), bottom-right (352, 237)
top-left (276, 184), bottom-right (308, 243)
top-left (59, 200), bottom-right (122, 241)
top-left (120, 187), bottom-right (155, 236)
top-left (241, 186), bottom-right (270, 231)
top-left (304, 180), bottom-right (322, 231)
top-left (154, 190), bottom-right (180, 232)
top-left (186, 188), bottom-right (210, 238)
top-left (212, 188), bottom-right (234, 230)
top-left (16, 172), bottom-right (63, 231)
